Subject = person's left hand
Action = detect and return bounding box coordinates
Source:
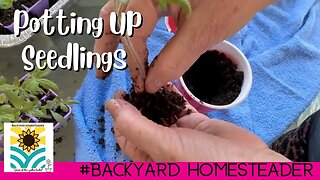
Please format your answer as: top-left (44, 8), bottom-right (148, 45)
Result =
top-left (106, 85), bottom-right (289, 162)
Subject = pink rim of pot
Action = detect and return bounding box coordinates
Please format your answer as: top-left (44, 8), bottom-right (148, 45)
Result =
top-left (176, 40), bottom-right (253, 113)
top-left (3, 0), bottom-right (49, 33)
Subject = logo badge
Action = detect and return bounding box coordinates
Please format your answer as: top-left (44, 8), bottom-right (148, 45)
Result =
top-left (4, 123), bottom-right (53, 172)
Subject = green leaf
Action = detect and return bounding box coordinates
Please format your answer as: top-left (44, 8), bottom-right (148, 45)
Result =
top-left (0, 94), bottom-right (5, 104)
top-left (19, 101), bottom-right (35, 112)
top-left (32, 67), bottom-right (51, 78)
top-left (0, 76), bottom-right (7, 85)
top-left (0, 84), bottom-right (13, 92)
top-left (41, 101), bottom-right (56, 110)
top-left (65, 100), bottom-right (80, 105)
top-left (13, 77), bottom-right (20, 87)
top-left (0, 0), bottom-right (13, 10)
top-left (119, 0), bottom-right (128, 4)
top-left (0, 123), bottom-right (3, 133)
top-left (51, 110), bottom-right (67, 127)
top-left (59, 103), bottom-right (68, 112)
top-left (0, 147), bottom-right (3, 154)
top-left (29, 109), bottom-right (47, 118)
top-left (36, 78), bottom-right (58, 91)
top-left (22, 78), bottom-right (43, 95)
top-left (0, 113), bottom-right (16, 122)
top-left (0, 104), bottom-right (13, 113)
top-left (4, 90), bottom-right (23, 108)
top-left (157, 0), bottom-right (192, 15)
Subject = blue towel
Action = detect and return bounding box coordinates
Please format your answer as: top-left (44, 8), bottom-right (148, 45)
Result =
top-left (73, 0), bottom-right (320, 162)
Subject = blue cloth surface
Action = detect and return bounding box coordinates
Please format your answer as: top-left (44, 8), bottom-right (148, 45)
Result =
top-left (73, 0), bottom-right (320, 162)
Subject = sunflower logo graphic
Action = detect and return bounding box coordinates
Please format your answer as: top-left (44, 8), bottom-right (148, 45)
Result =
top-left (17, 129), bottom-right (41, 152)
top-left (4, 123), bottom-right (54, 172)
top-left (10, 126), bottom-right (46, 155)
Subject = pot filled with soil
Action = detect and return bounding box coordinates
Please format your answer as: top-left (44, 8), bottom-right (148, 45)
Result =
top-left (176, 41), bottom-right (253, 113)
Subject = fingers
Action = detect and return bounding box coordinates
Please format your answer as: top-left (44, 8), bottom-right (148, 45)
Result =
top-left (114, 90), bottom-right (125, 99)
top-left (177, 115), bottom-right (268, 150)
top-left (114, 128), bottom-right (152, 161)
top-left (164, 83), bottom-right (198, 116)
top-left (145, 0), bottom-right (240, 93)
top-left (176, 113), bottom-right (210, 129)
top-left (123, 0), bottom-right (160, 92)
top-left (95, 1), bottom-right (121, 79)
top-left (145, 10), bottom-right (219, 93)
top-left (105, 99), bottom-right (174, 161)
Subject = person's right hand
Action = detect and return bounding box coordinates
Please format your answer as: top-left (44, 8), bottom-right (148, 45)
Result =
top-left (95, 0), bottom-right (274, 93)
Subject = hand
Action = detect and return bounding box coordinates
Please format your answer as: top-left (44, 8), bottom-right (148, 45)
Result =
top-left (95, 0), bottom-right (274, 93)
top-left (105, 86), bottom-right (289, 162)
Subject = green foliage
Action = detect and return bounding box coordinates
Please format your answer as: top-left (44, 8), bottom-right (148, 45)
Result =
top-left (0, 68), bottom-right (80, 134)
top-left (117, 0), bottom-right (192, 15)
top-left (51, 110), bottom-right (67, 127)
top-left (0, 0), bottom-right (13, 10)
top-left (157, 0), bottom-right (192, 15)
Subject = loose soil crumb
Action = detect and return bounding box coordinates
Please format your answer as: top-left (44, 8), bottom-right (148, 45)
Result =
top-left (115, 143), bottom-right (120, 152)
top-left (54, 136), bottom-right (63, 144)
top-left (98, 138), bottom-right (105, 148)
top-left (99, 106), bottom-right (105, 113)
top-left (99, 127), bottom-right (105, 133)
top-left (98, 117), bottom-right (105, 124)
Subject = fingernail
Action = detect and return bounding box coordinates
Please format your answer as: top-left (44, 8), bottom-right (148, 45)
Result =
top-left (105, 99), bottom-right (122, 114)
top-left (146, 79), bottom-right (164, 93)
top-left (164, 82), bottom-right (173, 88)
top-left (113, 91), bottom-right (125, 99)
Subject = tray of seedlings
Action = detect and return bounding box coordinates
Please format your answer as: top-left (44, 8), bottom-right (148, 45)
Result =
top-left (0, 0), bottom-right (71, 48)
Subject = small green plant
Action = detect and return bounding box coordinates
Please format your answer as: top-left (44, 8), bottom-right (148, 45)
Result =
top-left (157, 0), bottom-right (192, 16)
top-left (0, 68), bottom-right (79, 135)
top-left (119, 0), bottom-right (191, 15)
top-left (0, 0), bottom-right (13, 10)
top-left (114, 0), bottom-right (192, 83)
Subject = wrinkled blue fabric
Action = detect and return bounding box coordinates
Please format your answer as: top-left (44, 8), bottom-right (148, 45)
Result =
top-left (73, 0), bottom-right (320, 161)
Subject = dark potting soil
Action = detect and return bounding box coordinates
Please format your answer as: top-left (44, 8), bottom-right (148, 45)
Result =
top-left (0, 1), bottom-right (25, 26)
top-left (0, 25), bottom-right (11, 34)
top-left (98, 138), bottom-right (105, 148)
top-left (99, 105), bottom-right (105, 113)
top-left (109, 126), bottom-right (120, 152)
top-left (124, 87), bottom-right (187, 127)
top-left (54, 136), bottom-right (63, 144)
top-left (20, 0), bottom-right (39, 8)
top-left (0, 0), bottom-right (41, 29)
top-left (183, 50), bottom-right (244, 106)
top-left (111, 127), bottom-right (114, 134)
top-left (115, 143), bottom-right (120, 152)
top-left (49, 0), bottom-right (58, 7)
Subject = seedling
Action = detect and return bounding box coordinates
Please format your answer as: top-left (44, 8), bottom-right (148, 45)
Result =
top-left (114, 0), bottom-right (192, 83)
top-left (0, 0), bottom-right (13, 10)
top-left (0, 67), bottom-right (79, 135)
top-left (111, 1), bottom-right (192, 161)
